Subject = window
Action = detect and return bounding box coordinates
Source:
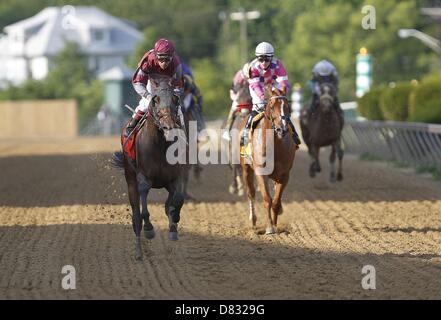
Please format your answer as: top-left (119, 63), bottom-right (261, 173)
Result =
top-left (92, 29), bottom-right (107, 43)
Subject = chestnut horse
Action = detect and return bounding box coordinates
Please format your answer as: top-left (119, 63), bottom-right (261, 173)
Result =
top-left (112, 78), bottom-right (186, 261)
top-left (239, 89), bottom-right (297, 234)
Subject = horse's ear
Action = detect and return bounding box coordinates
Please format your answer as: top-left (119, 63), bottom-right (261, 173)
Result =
top-left (273, 88), bottom-right (282, 96)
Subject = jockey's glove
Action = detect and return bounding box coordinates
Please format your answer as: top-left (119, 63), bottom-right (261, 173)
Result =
top-left (173, 88), bottom-right (183, 97)
top-left (254, 102), bottom-right (266, 113)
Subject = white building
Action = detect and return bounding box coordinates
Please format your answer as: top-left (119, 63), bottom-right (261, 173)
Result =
top-left (0, 6), bottom-right (143, 87)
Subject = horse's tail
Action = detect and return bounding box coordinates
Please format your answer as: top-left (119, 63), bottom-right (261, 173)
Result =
top-left (111, 151), bottom-right (125, 169)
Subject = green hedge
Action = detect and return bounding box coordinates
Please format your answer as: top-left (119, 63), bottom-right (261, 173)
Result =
top-left (357, 87), bottom-right (385, 120)
top-left (409, 79), bottom-right (441, 124)
top-left (380, 83), bottom-right (413, 121)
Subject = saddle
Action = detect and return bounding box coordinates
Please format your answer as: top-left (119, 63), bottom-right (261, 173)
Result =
top-left (122, 126), bottom-right (139, 161)
top-left (240, 112), bottom-right (265, 160)
top-left (121, 116), bottom-right (148, 161)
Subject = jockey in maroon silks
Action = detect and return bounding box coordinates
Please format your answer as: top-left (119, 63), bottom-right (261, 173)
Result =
top-left (125, 38), bottom-right (184, 137)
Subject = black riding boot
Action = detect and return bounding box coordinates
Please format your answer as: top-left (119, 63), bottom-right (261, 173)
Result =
top-left (125, 115), bottom-right (143, 138)
top-left (241, 110), bottom-right (258, 146)
top-left (287, 118), bottom-right (302, 146)
top-left (309, 94), bottom-right (319, 117)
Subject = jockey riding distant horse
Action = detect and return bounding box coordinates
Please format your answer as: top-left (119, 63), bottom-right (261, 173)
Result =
top-left (300, 81), bottom-right (344, 182)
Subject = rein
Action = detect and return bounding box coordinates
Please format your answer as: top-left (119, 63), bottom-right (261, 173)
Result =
top-left (267, 95), bottom-right (289, 132)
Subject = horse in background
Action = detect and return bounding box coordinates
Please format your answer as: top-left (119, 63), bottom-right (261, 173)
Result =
top-left (222, 102), bottom-right (252, 197)
top-left (112, 78), bottom-right (186, 261)
top-left (239, 89), bottom-right (297, 234)
top-left (300, 82), bottom-right (344, 182)
top-left (180, 75), bottom-right (205, 200)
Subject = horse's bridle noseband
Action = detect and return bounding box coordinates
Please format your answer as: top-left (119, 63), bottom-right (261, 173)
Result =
top-left (149, 91), bottom-right (180, 132)
top-left (268, 96), bottom-right (289, 135)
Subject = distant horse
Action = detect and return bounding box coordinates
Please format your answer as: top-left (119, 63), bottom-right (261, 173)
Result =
top-left (222, 103), bottom-right (252, 197)
top-left (113, 78), bottom-right (186, 261)
top-left (180, 101), bottom-right (204, 200)
top-left (300, 82), bottom-right (344, 182)
top-left (239, 90), bottom-right (297, 234)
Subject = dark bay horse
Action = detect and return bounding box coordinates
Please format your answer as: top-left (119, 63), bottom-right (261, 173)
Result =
top-left (300, 82), bottom-right (344, 182)
top-left (113, 80), bottom-right (186, 261)
top-left (239, 90), bottom-right (297, 234)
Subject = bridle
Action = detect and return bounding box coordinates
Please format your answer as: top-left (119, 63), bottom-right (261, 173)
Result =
top-left (148, 87), bottom-right (180, 132)
top-left (267, 95), bottom-right (289, 136)
top-left (319, 83), bottom-right (335, 104)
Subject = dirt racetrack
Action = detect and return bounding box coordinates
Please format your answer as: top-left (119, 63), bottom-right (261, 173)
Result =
top-left (1, 136), bottom-right (441, 299)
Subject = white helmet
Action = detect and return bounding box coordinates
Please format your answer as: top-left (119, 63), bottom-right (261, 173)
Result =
top-left (255, 42), bottom-right (274, 56)
top-left (241, 62), bottom-right (251, 79)
top-left (314, 60), bottom-right (336, 77)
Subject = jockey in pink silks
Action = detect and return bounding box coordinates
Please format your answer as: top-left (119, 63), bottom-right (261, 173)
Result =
top-left (241, 42), bottom-right (301, 147)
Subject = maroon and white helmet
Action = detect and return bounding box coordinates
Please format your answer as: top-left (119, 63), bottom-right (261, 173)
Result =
top-left (154, 38), bottom-right (175, 56)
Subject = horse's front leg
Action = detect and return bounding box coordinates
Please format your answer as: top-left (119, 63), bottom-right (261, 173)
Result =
top-left (337, 139), bottom-right (344, 181)
top-left (272, 174), bottom-right (289, 227)
top-left (256, 174), bottom-right (275, 235)
top-left (236, 165), bottom-right (244, 197)
top-left (229, 165), bottom-right (238, 195)
top-left (330, 144), bottom-right (337, 183)
top-left (138, 174), bottom-right (155, 239)
top-left (125, 166), bottom-right (143, 261)
top-left (165, 182), bottom-right (185, 241)
top-left (309, 145), bottom-right (320, 178)
top-left (242, 165), bottom-right (256, 227)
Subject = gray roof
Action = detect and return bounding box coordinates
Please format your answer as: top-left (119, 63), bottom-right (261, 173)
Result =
top-left (3, 6), bottom-right (143, 58)
top-left (98, 65), bottom-right (134, 81)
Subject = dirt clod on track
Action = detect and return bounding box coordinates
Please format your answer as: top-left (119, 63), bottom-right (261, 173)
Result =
top-left (1, 137), bottom-right (441, 299)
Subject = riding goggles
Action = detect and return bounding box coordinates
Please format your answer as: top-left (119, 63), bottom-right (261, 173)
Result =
top-left (257, 55), bottom-right (273, 63)
top-left (156, 54), bottom-right (173, 62)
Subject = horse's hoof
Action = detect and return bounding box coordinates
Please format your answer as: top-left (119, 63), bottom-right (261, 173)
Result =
top-left (278, 206), bottom-right (284, 216)
top-left (265, 226), bottom-right (276, 235)
top-left (169, 232), bottom-right (179, 241)
top-left (337, 173), bottom-right (343, 181)
top-left (229, 185), bottom-right (237, 195)
top-left (330, 174), bottom-right (337, 183)
top-left (309, 170), bottom-right (316, 178)
top-left (135, 253), bottom-right (143, 261)
top-left (144, 228), bottom-right (155, 240)
top-left (237, 188), bottom-right (244, 197)
top-left (135, 239), bottom-right (143, 261)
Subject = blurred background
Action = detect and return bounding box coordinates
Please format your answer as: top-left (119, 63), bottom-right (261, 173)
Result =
top-left (0, 0), bottom-right (440, 135)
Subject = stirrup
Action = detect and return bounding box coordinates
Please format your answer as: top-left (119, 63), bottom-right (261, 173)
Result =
top-left (124, 127), bottom-right (133, 138)
top-left (240, 143), bottom-right (252, 158)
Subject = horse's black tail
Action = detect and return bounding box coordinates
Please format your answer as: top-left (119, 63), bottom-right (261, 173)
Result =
top-left (111, 151), bottom-right (125, 169)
